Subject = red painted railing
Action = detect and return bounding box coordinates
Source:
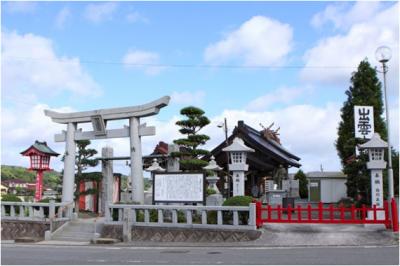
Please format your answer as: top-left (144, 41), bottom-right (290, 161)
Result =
top-left (255, 201), bottom-right (394, 230)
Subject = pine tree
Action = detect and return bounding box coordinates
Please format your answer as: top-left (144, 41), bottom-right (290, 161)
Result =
top-left (336, 59), bottom-right (387, 204)
top-left (172, 106), bottom-right (210, 171)
top-left (294, 169), bottom-right (308, 199)
top-left (73, 140), bottom-right (99, 211)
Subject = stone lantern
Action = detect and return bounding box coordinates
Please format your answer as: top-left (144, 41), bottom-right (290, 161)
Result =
top-left (359, 133), bottom-right (388, 219)
top-left (203, 156), bottom-right (223, 194)
top-left (145, 158), bottom-right (166, 173)
top-left (20, 141), bottom-right (59, 201)
top-left (222, 137), bottom-right (254, 196)
top-left (203, 156), bottom-right (223, 205)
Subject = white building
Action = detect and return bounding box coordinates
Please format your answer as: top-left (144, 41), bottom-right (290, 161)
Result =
top-left (307, 171), bottom-right (347, 203)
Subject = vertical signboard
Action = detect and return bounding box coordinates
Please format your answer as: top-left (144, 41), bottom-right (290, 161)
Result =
top-left (354, 106), bottom-right (374, 139)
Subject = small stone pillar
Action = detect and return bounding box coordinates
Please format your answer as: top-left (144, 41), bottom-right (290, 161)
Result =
top-left (101, 147), bottom-right (113, 215)
top-left (167, 144), bottom-right (180, 172)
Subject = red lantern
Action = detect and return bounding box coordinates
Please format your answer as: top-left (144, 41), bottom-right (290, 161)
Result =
top-left (21, 141), bottom-right (59, 201)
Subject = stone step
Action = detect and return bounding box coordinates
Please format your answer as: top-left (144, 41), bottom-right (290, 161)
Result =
top-left (53, 232), bottom-right (96, 238)
top-left (51, 236), bottom-right (92, 242)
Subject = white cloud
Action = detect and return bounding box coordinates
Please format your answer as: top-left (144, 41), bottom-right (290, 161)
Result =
top-left (84, 2), bottom-right (118, 23)
top-left (55, 7), bottom-right (71, 29)
top-left (1, 104), bottom-right (75, 171)
top-left (122, 50), bottom-right (165, 75)
top-left (245, 87), bottom-right (305, 111)
top-left (171, 91), bottom-right (206, 106)
top-left (1, 31), bottom-right (101, 98)
top-left (126, 11), bottom-right (149, 24)
top-left (311, 1), bottom-right (383, 30)
top-left (5, 2), bottom-right (36, 14)
top-left (301, 2), bottom-right (399, 96)
top-left (204, 16), bottom-right (293, 66)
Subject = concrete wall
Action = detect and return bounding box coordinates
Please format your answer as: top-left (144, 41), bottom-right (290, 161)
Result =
top-left (101, 224), bottom-right (261, 242)
top-left (1, 220), bottom-right (66, 240)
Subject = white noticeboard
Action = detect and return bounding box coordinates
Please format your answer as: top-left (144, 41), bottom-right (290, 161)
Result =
top-left (153, 173), bottom-right (205, 203)
top-left (354, 106), bottom-right (374, 139)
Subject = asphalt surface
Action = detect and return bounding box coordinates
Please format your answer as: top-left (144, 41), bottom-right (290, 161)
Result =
top-left (1, 243), bottom-right (399, 265)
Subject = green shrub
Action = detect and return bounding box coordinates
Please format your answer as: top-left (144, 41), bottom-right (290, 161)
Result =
top-left (222, 196), bottom-right (253, 207)
top-left (222, 196), bottom-right (253, 224)
top-left (206, 188), bottom-right (217, 196)
top-left (337, 197), bottom-right (354, 208)
top-left (1, 194), bottom-right (22, 202)
top-left (1, 194), bottom-right (22, 215)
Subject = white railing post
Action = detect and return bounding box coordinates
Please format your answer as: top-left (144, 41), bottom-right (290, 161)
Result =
top-left (2, 205), bottom-right (6, 217)
top-left (172, 210), bottom-right (178, 224)
top-left (158, 209), bottom-right (163, 224)
top-left (186, 210), bottom-right (192, 225)
top-left (233, 211), bottom-right (239, 226)
top-left (19, 206), bottom-right (24, 218)
top-left (144, 209), bottom-right (150, 224)
top-left (10, 205), bottom-right (15, 217)
top-left (201, 210), bottom-right (207, 225)
top-left (249, 203), bottom-right (256, 227)
top-left (217, 210), bottom-right (223, 225)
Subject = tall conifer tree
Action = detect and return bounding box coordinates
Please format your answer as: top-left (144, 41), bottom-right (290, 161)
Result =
top-left (336, 60), bottom-right (387, 203)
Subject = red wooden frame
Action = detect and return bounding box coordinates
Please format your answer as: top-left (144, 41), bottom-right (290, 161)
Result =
top-left (255, 199), bottom-right (399, 232)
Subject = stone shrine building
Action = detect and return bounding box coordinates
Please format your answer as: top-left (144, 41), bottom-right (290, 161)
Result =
top-left (209, 121), bottom-right (301, 197)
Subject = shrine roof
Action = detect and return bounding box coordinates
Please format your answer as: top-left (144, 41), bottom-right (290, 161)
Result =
top-left (209, 121), bottom-right (301, 168)
top-left (20, 141), bottom-right (59, 156)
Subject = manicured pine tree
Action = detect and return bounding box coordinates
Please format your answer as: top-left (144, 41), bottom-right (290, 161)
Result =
top-left (172, 106), bottom-right (210, 171)
top-left (336, 59), bottom-right (387, 204)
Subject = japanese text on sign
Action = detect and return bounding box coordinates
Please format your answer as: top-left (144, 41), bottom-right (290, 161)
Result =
top-left (153, 173), bottom-right (204, 203)
top-left (354, 106), bottom-right (374, 139)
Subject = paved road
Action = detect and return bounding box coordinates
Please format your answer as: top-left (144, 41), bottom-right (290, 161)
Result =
top-left (1, 244), bottom-right (399, 265)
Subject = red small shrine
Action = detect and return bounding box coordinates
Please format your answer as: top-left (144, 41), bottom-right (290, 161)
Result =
top-left (20, 141), bottom-right (59, 201)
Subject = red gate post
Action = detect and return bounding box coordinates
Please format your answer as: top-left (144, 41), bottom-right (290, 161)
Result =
top-left (361, 204), bottom-right (367, 221)
top-left (391, 198), bottom-right (399, 232)
top-left (307, 204), bottom-right (312, 221)
top-left (329, 204), bottom-right (334, 221)
top-left (373, 204), bottom-right (377, 221)
top-left (267, 204), bottom-right (271, 221)
top-left (318, 202), bottom-right (323, 222)
top-left (256, 201), bottom-right (262, 228)
top-left (384, 200), bottom-right (391, 229)
top-left (287, 204), bottom-right (292, 221)
top-left (297, 205), bottom-right (302, 222)
top-left (340, 204), bottom-right (345, 221)
top-left (351, 204), bottom-right (355, 221)
top-left (277, 205), bottom-right (282, 221)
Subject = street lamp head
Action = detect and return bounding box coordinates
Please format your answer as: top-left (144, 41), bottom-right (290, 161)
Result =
top-left (375, 46), bottom-right (392, 63)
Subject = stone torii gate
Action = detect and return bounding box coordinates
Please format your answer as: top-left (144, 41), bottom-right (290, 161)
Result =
top-left (45, 96), bottom-right (170, 204)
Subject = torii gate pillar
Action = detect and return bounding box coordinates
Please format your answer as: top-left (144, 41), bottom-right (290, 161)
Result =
top-left (63, 122), bottom-right (77, 203)
top-left (129, 117), bottom-right (144, 203)
top-left (45, 96), bottom-right (170, 204)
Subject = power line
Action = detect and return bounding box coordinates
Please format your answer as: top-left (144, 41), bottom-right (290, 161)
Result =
top-left (2, 56), bottom-right (357, 69)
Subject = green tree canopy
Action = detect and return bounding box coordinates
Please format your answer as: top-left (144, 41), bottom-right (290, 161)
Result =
top-left (172, 106), bottom-right (211, 171)
top-left (294, 169), bottom-right (308, 199)
top-left (335, 59), bottom-right (394, 203)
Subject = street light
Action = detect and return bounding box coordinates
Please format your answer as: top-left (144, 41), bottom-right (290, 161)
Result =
top-left (218, 118), bottom-right (230, 198)
top-left (375, 45), bottom-right (394, 201)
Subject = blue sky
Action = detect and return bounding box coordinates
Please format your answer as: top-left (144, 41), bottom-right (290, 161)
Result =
top-left (1, 1), bottom-right (399, 175)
